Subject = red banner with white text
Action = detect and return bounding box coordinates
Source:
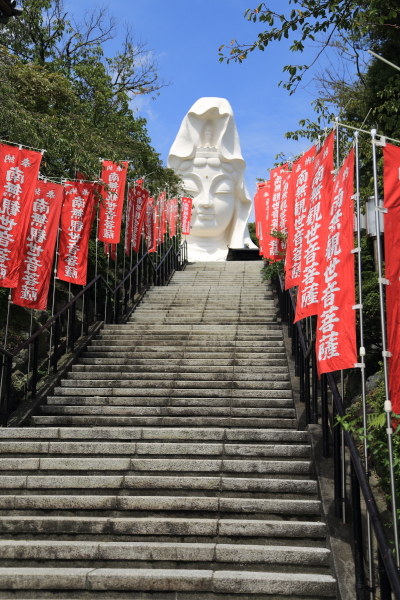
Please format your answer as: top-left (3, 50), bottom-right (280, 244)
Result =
top-left (267, 165), bottom-right (290, 260)
top-left (57, 181), bottom-right (96, 285)
top-left (258, 181), bottom-right (272, 258)
top-left (294, 132), bottom-right (335, 322)
top-left (0, 144), bottom-right (42, 288)
top-left (278, 169), bottom-right (292, 255)
top-left (383, 143), bottom-right (400, 414)
top-left (12, 180), bottom-right (63, 309)
top-left (254, 182), bottom-right (265, 254)
top-left (167, 198), bottom-right (178, 238)
top-left (98, 161), bottom-right (128, 244)
top-left (144, 198), bottom-right (155, 252)
top-left (316, 149), bottom-right (357, 374)
top-left (181, 197), bottom-right (192, 235)
top-left (131, 185), bottom-right (149, 253)
top-left (285, 145), bottom-right (316, 289)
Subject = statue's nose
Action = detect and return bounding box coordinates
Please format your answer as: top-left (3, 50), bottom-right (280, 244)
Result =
top-left (199, 194), bottom-right (214, 208)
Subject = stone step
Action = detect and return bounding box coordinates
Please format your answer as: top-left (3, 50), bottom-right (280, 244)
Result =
top-left (0, 516), bottom-right (325, 538)
top-left (39, 407), bottom-right (297, 420)
top-left (31, 416), bottom-right (298, 428)
top-left (0, 427), bottom-right (309, 442)
top-left (0, 475), bottom-right (317, 494)
top-left (72, 363), bottom-right (289, 372)
top-left (46, 398), bottom-right (293, 408)
top-left (0, 567), bottom-right (337, 596)
top-left (0, 441), bottom-right (308, 457)
top-left (0, 495), bottom-right (321, 516)
top-left (59, 375), bottom-right (291, 386)
top-left (0, 457), bottom-right (312, 474)
top-left (79, 358), bottom-right (288, 366)
top-left (0, 540), bottom-right (330, 567)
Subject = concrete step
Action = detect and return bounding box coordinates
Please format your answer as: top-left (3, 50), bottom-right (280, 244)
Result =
top-left (31, 415), bottom-right (298, 428)
top-left (0, 567), bottom-right (337, 596)
top-left (0, 428), bottom-right (310, 442)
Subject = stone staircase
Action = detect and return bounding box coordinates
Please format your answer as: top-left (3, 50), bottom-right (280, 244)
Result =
top-left (0, 261), bottom-right (337, 598)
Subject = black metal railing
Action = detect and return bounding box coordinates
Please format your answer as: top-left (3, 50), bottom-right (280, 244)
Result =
top-left (0, 240), bottom-right (188, 427)
top-left (274, 273), bottom-right (400, 600)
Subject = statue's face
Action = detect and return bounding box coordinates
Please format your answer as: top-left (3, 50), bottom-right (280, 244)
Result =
top-left (182, 162), bottom-right (235, 238)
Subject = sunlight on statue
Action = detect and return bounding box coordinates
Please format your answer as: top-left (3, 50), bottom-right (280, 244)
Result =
top-left (168, 97), bottom-right (257, 261)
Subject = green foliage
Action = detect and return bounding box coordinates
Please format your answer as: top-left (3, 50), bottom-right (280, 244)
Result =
top-left (261, 259), bottom-right (284, 281)
top-left (337, 369), bottom-right (400, 521)
top-left (219, 1), bottom-right (400, 93)
top-left (247, 222), bottom-right (259, 247)
top-left (0, 0), bottom-right (179, 195)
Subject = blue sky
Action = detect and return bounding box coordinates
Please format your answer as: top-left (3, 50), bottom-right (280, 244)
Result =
top-left (70, 0), bottom-right (330, 209)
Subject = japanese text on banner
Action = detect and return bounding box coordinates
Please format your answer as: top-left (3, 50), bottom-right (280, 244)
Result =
top-left (12, 181), bottom-right (63, 310)
top-left (98, 160), bottom-right (128, 244)
top-left (57, 181), bottom-right (96, 286)
top-left (181, 197), bottom-right (192, 235)
top-left (131, 185), bottom-right (149, 253)
top-left (294, 132), bottom-right (335, 323)
top-left (316, 149), bottom-right (357, 374)
top-left (285, 145), bottom-right (316, 290)
top-left (0, 145), bottom-right (42, 288)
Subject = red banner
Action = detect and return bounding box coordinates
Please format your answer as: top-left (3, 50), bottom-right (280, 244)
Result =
top-left (144, 197), bottom-right (155, 252)
top-left (131, 185), bottom-right (149, 253)
top-left (294, 132), bottom-right (335, 322)
top-left (181, 197), bottom-right (192, 235)
top-left (285, 146), bottom-right (316, 289)
top-left (383, 143), bottom-right (400, 414)
top-left (0, 144), bottom-right (43, 288)
top-left (124, 186), bottom-right (135, 256)
top-left (258, 181), bottom-right (272, 259)
top-left (268, 165), bottom-right (289, 261)
top-left (167, 198), bottom-right (178, 238)
top-left (254, 183), bottom-right (265, 253)
top-left (278, 169), bottom-right (292, 254)
top-left (316, 149), bottom-right (357, 374)
top-left (98, 161), bottom-right (128, 244)
top-left (12, 180), bottom-right (63, 309)
top-left (158, 191), bottom-right (167, 238)
top-left (57, 181), bottom-right (96, 285)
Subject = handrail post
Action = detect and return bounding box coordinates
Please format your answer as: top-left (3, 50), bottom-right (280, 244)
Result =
top-left (304, 350), bottom-right (311, 425)
top-left (31, 336), bottom-right (39, 399)
top-left (70, 302), bottom-right (76, 352)
top-left (115, 288), bottom-right (120, 324)
top-left (299, 342), bottom-right (305, 404)
top-left (333, 397), bottom-right (342, 518)
top-left (84, 289), bottom-right (89, 335)
top-left (53, 317), bottom-right (59, 373)
top-left (378, 550), bottom-right (392, 600)
top-left (294, 324), bottom-right (299, 377)
top-left (321, 373), bottom-right (329, 458)
top-left (1, 354), bottom-right (12, 427)
top-left (312, 339), bottom-right (318, 424)
top-left (351, 458), bottom-right (366, 600)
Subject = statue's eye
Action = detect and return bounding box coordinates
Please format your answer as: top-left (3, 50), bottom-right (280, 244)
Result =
top-left (214, 181), bottom-right (233, 194)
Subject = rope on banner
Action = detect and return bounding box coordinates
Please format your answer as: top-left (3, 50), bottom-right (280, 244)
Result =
top-left (0, 138), bottom-right (46, 153)
top-left (0, 290), bottom-right (12, 403)
top-left (371, 128), bottom-right (400, 569)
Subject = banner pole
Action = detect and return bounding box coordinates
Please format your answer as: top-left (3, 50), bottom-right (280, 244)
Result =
top-left (65, 282), bottom-right (71, 354)
top-left (48, 226), bottom-right (61, 373)
top-left (0, 290), bottom-right (12, 404)
top-left (94, 208), bottom-right (99, 318)
top-left (371, 128), bottom-right (400, 568)
top-left (26, 309), bottom-right (33, 398)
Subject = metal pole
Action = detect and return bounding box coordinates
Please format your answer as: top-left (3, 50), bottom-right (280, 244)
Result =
top-left (94, 209), bottom-right (99, 317)
top-left (26, 309), bottom-right (33, 397)
top-left (371, 128), bottom-right (400, 568)
top-left (48, 227), bottom-right (60, 373)
top-left (351, 458), bottom-right (367, 600)
top-left (65, 282), bottom-right (71, 354)
top-left (0, 290), bottom-right (12, 401)
top-left (354, 131), bottom-right (374, 591)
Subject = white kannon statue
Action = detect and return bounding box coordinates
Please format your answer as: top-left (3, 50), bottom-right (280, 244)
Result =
top-left (168, 97), bottom-right (257, 261)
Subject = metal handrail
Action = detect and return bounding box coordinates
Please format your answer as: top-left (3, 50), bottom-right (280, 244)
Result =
top-left (0, 239), bottom-right (188, 427)
top-left (274, 273), bottom-right (400, 598)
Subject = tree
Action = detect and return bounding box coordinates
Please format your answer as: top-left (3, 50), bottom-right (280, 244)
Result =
top-left (219, 1), bottom-right (400, 93)
top-left (0, 0), bottom-right (179, 195)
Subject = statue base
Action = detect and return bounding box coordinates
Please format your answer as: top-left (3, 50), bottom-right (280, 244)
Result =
top-left (226, 248), bottom-right (262, 261)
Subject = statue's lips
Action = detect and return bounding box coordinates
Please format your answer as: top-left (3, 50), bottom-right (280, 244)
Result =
top-left (197, 213), bottom-right (214, 220)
